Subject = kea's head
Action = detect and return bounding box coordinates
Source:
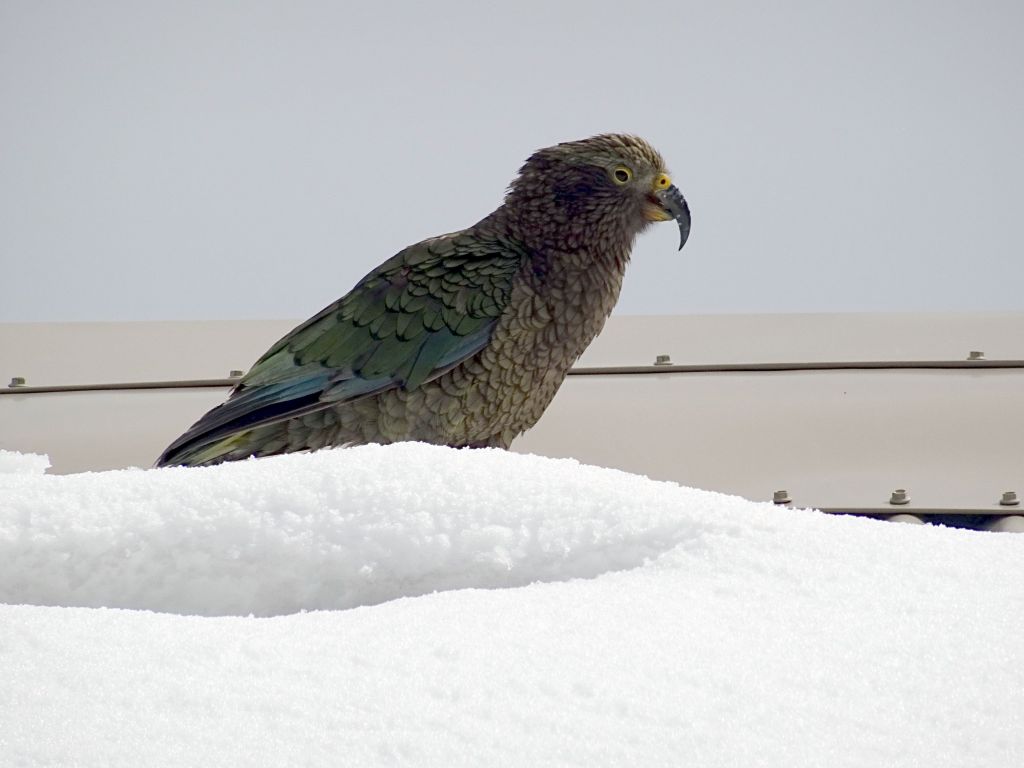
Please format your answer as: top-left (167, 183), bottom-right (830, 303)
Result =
top-left (503, 134), bottom-right (690, 253)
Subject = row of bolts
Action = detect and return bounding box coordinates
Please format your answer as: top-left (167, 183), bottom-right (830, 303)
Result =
top-left (654, 350), bottom-right (991, 366)
top-left (772, 489), bottom-right (1020, 507)
top-left (8, 371), bottom-right (248, 387)
top-left (4, 350), bottom-right (999, 386)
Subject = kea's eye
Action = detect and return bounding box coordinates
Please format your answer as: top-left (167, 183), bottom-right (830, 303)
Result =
top-left (654, 173), bottom-right (671, 190)
top-left (612, 166), bottom-right (633, 185)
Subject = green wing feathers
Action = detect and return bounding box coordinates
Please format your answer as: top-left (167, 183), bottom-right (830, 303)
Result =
top-left (156, 234), bottom-right (525, 466)
top-left (251, 234), bottom-right (521, 389)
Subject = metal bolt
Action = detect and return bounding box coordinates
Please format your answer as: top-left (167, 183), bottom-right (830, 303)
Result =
top-left (1000, 491), bottom-right (1020, 506)
top-left (967, 350), bottom-right (985, 360)
top-left (228, 370), bottom-right (245, 378)
top-left (8, 376), bottom-right (25, 387)
top-left (772, 490), bottom-right (792, 505)
top-left (889, 488), bottom-right (910, 505)
top-left (653, 354), bottom-right (672, 366)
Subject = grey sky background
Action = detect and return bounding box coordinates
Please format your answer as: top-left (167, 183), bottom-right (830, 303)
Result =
top-left (2, 0), bottom-right (1022, 322)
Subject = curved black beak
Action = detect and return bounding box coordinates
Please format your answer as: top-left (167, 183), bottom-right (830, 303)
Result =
top-left (654, 185), bottom-right (691, 251)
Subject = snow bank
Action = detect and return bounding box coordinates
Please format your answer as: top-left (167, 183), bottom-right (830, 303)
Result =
top-left (1, 444), bottom-right (757, 616)
top-left (1, 444), bottom-right (1023, 767)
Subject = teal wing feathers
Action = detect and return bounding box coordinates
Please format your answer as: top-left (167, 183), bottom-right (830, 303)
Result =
top-left (156, 233), bottom-right (525, 465)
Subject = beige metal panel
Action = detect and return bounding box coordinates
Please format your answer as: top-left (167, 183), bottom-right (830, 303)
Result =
top-left (563, 312), bottom-right (1024, 367)
top-left (2, 314), bottom-right (1022, 516)
top-left (4, 313), bottom-right (1024, 387)
top-left (0, 388), bottom-right (230, 472)
top-left (2, 368), bottom-right (1021, 517)
top-left (515, 368), bottom-right (1024, 511)
top-left (0, 320), bottom-right (296, 387)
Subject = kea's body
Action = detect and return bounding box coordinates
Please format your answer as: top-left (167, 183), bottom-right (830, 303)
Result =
top-left (157, 134), bottom-right (689, 467)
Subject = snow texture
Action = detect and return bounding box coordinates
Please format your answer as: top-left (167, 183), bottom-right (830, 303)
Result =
top-left (0, 448), bottom-right (49, 475)
top-left (1, 443), bottom-right (1022, 767)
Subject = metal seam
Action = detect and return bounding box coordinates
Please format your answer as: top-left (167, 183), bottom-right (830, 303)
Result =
top-left (4, 359), bottom-right (1024, 395)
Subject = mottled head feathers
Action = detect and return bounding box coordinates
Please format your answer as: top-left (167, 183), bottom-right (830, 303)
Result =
top-left (540, 134), bottom-right (666, 175)
top-left (499, 134), bottom-right (680, 252)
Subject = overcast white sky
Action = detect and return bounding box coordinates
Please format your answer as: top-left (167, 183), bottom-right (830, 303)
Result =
top-left (2, 0), bottom-right (1022, 322)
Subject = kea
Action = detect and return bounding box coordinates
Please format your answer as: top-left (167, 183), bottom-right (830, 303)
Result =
top-left (156, 134), bottom-right (690, 467)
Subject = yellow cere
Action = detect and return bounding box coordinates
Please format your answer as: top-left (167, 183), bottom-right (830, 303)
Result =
top-left (654, 173), bottom-right (671, 190)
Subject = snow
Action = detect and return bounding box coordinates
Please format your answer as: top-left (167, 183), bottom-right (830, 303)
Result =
top-left (0, 448), bottom-right (49, 475)
top-left (1, 444), bottom-right (1022, 766)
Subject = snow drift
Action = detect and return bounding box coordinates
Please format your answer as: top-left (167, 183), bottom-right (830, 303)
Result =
top-left (1, 444), bottom-right (760, 616)
top-left (1, 444), bottom-right (1022, 767)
